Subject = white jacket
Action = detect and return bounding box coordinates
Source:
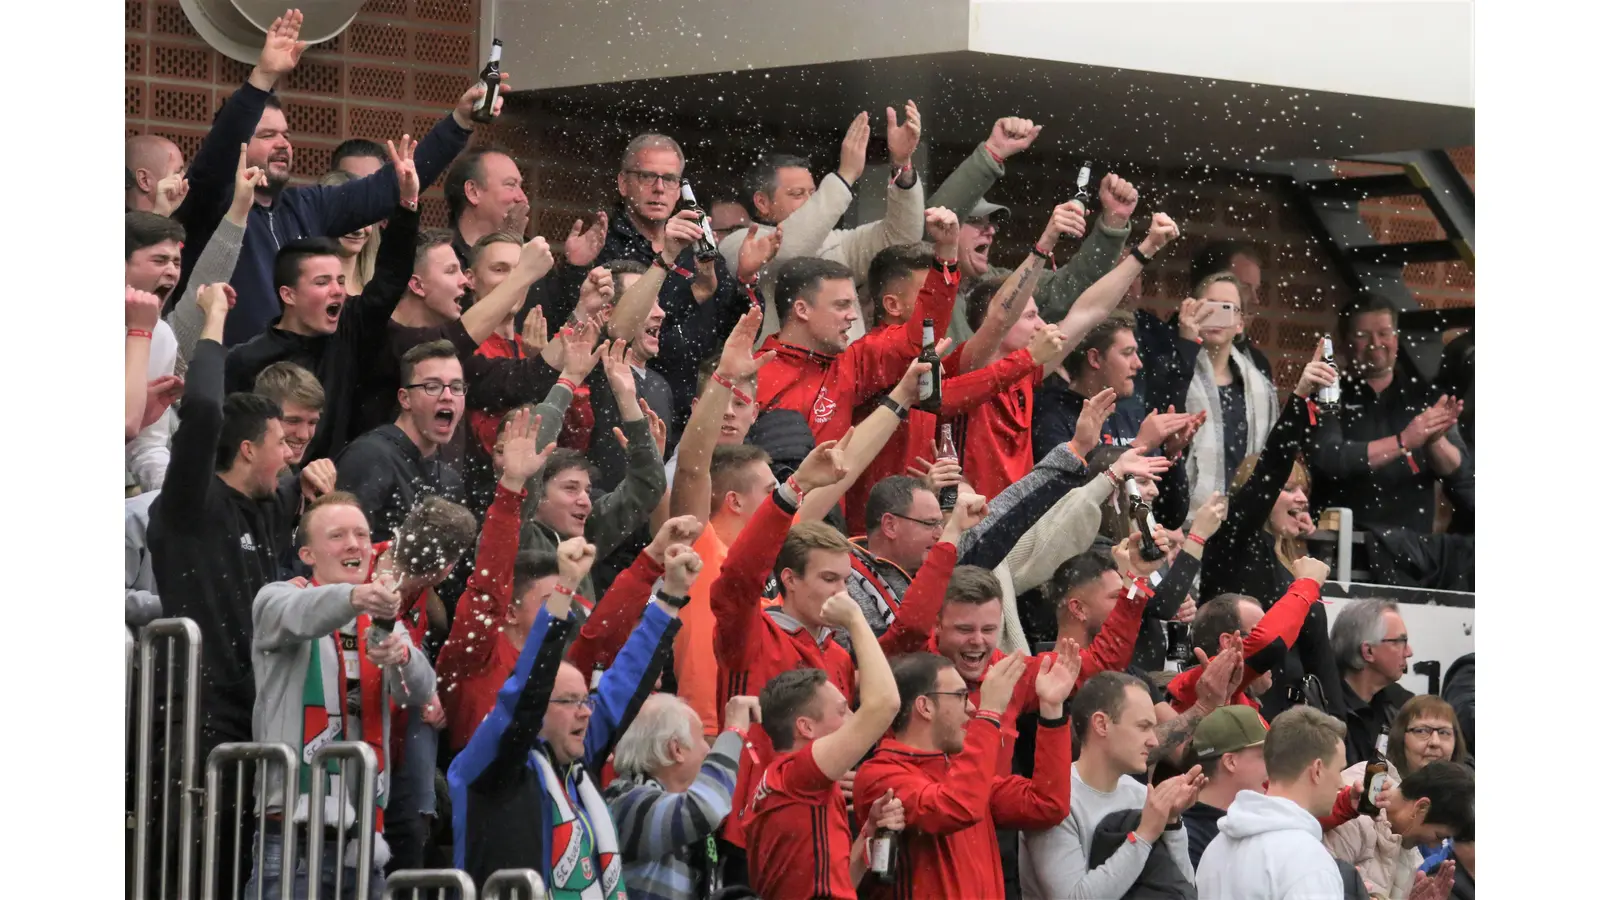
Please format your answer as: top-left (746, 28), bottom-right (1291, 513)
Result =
top-left (1324, 763), bottom-right (1420, 899)
top-left (1196, 790), bottom-right (1347, 900)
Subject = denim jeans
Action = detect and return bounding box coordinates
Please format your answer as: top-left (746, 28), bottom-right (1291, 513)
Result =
top-left (383, 714), bottom-right (439, 873)
top-left (244, 831), bottom-right (386, 900)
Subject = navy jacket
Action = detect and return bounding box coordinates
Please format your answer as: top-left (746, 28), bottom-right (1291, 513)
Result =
top-left (448, 600), bottom-right (680, 890)
top-left (172, 81), bottom-right (471, 346)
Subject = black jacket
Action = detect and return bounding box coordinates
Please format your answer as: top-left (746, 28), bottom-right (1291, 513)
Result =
top-left (596, 202), bottom-right (744, 433)
top-left (224, 207), bottom-right (419, 464)
top-left (1088, 808), bottom-right (1197, 899)
top-left (1199, 395), bottom-right (1345, 721)
top-left (148, 340), bottom-right (302, 739)
top-left (1181, 801), bottom-right (1225, 869)
top-left (1441, 653), bottom-right (1474, 756)
top-left (1342, 681), bottom-right (1413, 766)
top-left (333, 424), bottom-right (465, 544)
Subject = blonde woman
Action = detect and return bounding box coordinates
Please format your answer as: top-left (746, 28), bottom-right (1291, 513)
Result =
top-left (319, 169), bottom-right (380, 295)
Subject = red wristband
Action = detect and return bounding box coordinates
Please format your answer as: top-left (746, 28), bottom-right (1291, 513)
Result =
top-left (985, 143), bottom-right (1004, 165)
top-left (127, 329), bottom-right (153, 340)
top-left (1186, 533), bottom-right (1206, 547)
top-left (711, 372), bottom-right (753, 405)
top-left (556, 377), bottom-right (579, 393)
top-left (784, 476), bottom-right (805, 503)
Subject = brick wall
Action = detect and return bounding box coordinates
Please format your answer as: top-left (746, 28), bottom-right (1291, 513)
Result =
top-left (125, 0), bottom-right (482, 228)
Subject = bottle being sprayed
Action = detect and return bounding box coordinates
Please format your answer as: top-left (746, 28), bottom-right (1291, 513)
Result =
top-left (1126, 478), bottom-right (1165, 562)
top-left (1066, 162), bottom-right (1093, 215)
top-left (1316, 335), bottom-right (1342, 410)
top-left (470, 38), bottom-right (503, 124)
top-left (678, 180), bottom-right (721, 259)
top-left (936, 424), bottom-right (960, 511)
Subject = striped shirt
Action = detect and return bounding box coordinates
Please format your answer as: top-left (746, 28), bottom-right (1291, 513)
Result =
top-left (602, 730), bottom-right (743, 900)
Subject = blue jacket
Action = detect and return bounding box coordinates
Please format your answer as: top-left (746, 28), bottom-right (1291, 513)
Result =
top-left (172, 81), bottom-right (472, 346)
top-left (448, 600), bottom-right (680, 889)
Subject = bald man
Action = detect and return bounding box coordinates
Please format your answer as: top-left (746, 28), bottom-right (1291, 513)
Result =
top-left (126, 135), bottom-right (185, 213)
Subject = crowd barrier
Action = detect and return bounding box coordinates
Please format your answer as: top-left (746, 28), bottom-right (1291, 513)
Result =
top-left (306, 741), bottom-right (380, 900)
top-left (203, 742), bottom-right (299, 900)
top-left (384, 869), bottom-right (479, 899)
top-left (132, 617), bottom-right (202, 900)
top-left (481, 869), bottom-right (547, 900)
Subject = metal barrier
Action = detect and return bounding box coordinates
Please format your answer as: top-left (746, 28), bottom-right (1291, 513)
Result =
top-left (202, 742), bottom-right (299, 900)
top-left (383, 869), bottom-right (478, 900)
top-left (132, 617), bottom-right (203, 900)
top-left (482, 869), bottom-right (546, 900)
top-left (306, 741), bottom-right (379, 900)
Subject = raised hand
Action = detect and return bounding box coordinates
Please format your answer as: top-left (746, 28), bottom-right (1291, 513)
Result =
top-left (724, 695), bottom-right (762, 731)
top-left (1109, 447), bottom-right (1172, 483)
top-left (717, 305), bottom-right (778, 380)
top-left (1133, 406), bottom-right (1192, 454)
top-left (639, 398), bottom-right (668, 454)
top-left (502, 201), bottom-right (532, 241)
top-left (1291, 555), bottom-right (1331, 585)
top-left (1176, 297), bottom-right (1205, 343)
top-left (386, 134), bottom-right (420, 208)
top-left (1408, 862), bottom-right (1456, 900)
top-left (866, 788), bottom-right (906, 832)
top-left (455, 71), bottom-right (512, 128)
top-left (1099, 174), bottom-right (1141, 229)
top-left (1041, 201), bottom-right (1088, 251)
top-left (1164, 409), bottom-right (1205, 457)
top-left (942, 493), bottom-right (989, 539)
top-left (662, 543), bottom-right (704, 595)
top-left (577, 266), bottom-right (615, 317)
top-left (1027, 322), bottom-right (1069, 368)
top-left (230, 143), bottom-right (266, 222)
top-left (819, 590), bottom-right (863, 630)
top-left (736, 223), bottom-right (783, 283)
top-left (985, 116), bottom-right (1042, 161)
top-left (499, 407), bottom-right (556, 488)
top-left (837, 111), bottom-right (870, 185)
top-left (1296, 345), bottom-right (1339, 399)
top-left (792, 433), bottom-right (852, 494)
top-left (1190, 492), bottom-right (1229, 540)
top-left (521, 306), bottom-right (549, 354)
top-left (1068, 387), bottom-right (1118, 459)
top-left (661, 209), bottom-right (704, 262)
top-left (253, 9), bottom-right (307, 89)
top-left (556, 537), bottom-right (597, 584)
top-left (889, 352), bottom-right (946, 407)
top-left (925, 207), bottom-right (959, 257)
top-left (1034, 641), bottom-right (1083, 708)
top-left (299, 458), bottom-right (336, 501)
top-left (1192, 644), bottom-right (1244, 712)
top-left (152, 171), bottom-right (189, 218)
top-left (564, 212), bottom-right (608, 268)
top-left (648, 515), bottom-right (705, 562)
top-left (351, 580), bottom-right (402, 620)
top-left (127, 286), bottom-right (162, 332)
top-left (1139, 212), bottom-right (1179, 256)
top-left (515, 236), bottom-right (556, 283)
top-left (558, 318), bottom-right (606, 383)
top-left (885, 101), bottom-right (922, 168)
top-left (978, 650), bottom-right (1027, 713)
top-left (197, 282), bottom-right (237, 322)
top-left (1114, 534), bottom-right (1163, 578)
top-left (907, 452), bottom-right (962, 492)
top-left (600, 339), bottom-right (637, 405)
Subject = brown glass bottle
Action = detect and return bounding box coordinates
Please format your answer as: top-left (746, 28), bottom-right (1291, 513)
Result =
top-left (470, 39), bottom-right (503, 124)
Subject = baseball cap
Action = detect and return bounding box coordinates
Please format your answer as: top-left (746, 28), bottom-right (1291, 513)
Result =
top-left (967, 198), bottom-right (1011, 225)
top-left (1191, 705), bottom-right (1268, 761)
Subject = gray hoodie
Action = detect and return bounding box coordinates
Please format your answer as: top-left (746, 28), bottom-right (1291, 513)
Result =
top-left (1195, 790), bottom-right (1346, 900)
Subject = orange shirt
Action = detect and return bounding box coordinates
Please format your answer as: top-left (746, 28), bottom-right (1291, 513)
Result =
top-left (674, 527), bottom-right (728, 741)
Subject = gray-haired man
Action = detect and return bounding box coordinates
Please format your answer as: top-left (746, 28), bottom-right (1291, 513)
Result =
top-left (1331, 598), bottom-right (1414, 764)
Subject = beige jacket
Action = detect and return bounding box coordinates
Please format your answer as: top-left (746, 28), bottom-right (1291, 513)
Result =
top-left (995, 474), bottom-right (1115, 654)
top-left (718, 171), bottom-right (926, 343)
top-left (1324, 763), bottom-right (1421, 899)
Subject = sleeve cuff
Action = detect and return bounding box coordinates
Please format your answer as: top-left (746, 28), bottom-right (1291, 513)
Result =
top-left (1037, 713), bottom-right (1068, 729)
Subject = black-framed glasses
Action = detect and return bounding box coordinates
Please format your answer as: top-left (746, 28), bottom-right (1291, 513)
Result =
top-left (623, 169), bottom-right (682, 188)
top-left (1405, 725), bottom-right (1454, 740)
top-left (924, 689), bottom-right (970, 702)
top-left (890, 511), bottom-right (944, 529)
top-left (404, 380), bottom-right (467, 397)
top-left (1374, 635), bottom-right (1411, 647)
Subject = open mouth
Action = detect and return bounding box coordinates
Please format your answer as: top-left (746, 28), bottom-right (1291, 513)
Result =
top-left (961, 650), bottom-right (987, 667)
top-left (433, 408), bottom-right (457, 431)
top-left (340, 557), bottom-right (363, 570)
top-left (325, 301), bottom-right (343, 323)
top-left (719, 425), bottom-right (740, 437)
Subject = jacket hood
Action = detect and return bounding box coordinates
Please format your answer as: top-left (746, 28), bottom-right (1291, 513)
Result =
top-left (1218, 790), bottom-right (1323, 842)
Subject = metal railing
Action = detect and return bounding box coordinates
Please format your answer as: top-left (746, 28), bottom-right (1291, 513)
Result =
top-left (482, 869), bottom-right (546, 900)
top-left (132, 617), bottom-right (203, 900)
top-left (383, 869), bottom-right (478, 900)
top-left (202, 742), bottom-right (299, 900)
top-left (306, 741), bottom-right (379, 900)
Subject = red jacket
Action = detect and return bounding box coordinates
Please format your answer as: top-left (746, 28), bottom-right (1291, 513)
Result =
top-left (567, 549), bottom-right (664, 679)
top-left (468, 333), bottom-right (594, 455)
top-left (756, 268), bottom-right (956, 449)
top-left (938, 579), bottom-right (1149, 773)
top-left (1166, 578), bottom-right (1324, 714)
top-left (846, 346), bottom-right (1037, 534)
top-left (856, 712), bottom-right (1073, 900)
top-left (941, 342), bottom-right (1041, 502)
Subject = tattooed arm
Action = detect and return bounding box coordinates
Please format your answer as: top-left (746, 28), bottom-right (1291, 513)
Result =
top-left (1150, 643), bottom-right (1245, 766)
top-left (960, 202), bottom-right (1083, 372)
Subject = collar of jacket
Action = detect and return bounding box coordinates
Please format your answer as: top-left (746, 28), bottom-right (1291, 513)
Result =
top-left (766, 607), bottom-right (834, 647)
top-left (847, 538), bottom-right (909, 583)
top-left (607, 201), bottom-right (655, 260)
top-left (761, 335), bottom-right (839, 367)
top-left (872, 736), bottom-right (945, 760)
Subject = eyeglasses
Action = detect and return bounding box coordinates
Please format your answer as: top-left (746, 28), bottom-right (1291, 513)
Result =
top-left (549, 695), bottom-right (597, 711)
top-left (1405, 725), bottom-right (1455, 740)
top-left (624, 169), bottom-right (682, 188)
top-left (404, 380), bottom-right (467, 397)
top-left (1374, 635), bottom-right (1411, 647)
top-left (890, 511), bottom-right (944, 529)
top-left (924, 690), bottom-right (970, 702)
top-left (1353, 329), bottom-right (1399, 342)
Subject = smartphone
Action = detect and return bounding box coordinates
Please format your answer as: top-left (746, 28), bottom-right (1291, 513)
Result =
top-left (1195, 300), bottom-right (1238, 329)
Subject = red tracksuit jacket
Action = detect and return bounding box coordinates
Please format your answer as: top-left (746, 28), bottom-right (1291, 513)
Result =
top-left (1166, 578), bottom-right (1324, 714)
top-left (856, 711), bottom-right (1073, 900)
top-left (755, 268), bottom-right (957, 449)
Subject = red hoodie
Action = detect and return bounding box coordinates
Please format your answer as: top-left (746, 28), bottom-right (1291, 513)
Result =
top-left (856, 711), bottom-right (1073, 900)
top-left (755, 267), bottom-right (956, 450)
top-left (1166, 578), bottom-right (1324, 715)
top-left (845, 345), bottom-right (1037, 535)
top-left (941, 342), bottom-right (1042, 502)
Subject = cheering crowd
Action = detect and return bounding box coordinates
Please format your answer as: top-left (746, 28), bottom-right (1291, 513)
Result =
top-left (124, 9), bottom-right (1477, 900)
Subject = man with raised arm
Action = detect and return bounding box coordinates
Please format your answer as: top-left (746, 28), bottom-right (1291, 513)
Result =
top-left (171, 9), bottom-right (500, 344)
top-left (855, 645), bottom-right (1081, 899)
top-left (744, 593), bottom-right (905, 899)
top-left (246, 493), bottom-right (435, 897)
top-left (448, 536), bottom-right (689, 894)
top-left (719, 104), bottom-right (927, 341)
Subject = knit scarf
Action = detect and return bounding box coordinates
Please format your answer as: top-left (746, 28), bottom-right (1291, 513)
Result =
top-left (1186, 343), bottom-right (1278, 522)
top-left (298, 611), bottom-right (390, 831)
top-left (531, 750), bottom-right (624, 900)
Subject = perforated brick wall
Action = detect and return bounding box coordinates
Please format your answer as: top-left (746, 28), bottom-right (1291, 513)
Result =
top-left (125, 0), bottom-right (483, 229)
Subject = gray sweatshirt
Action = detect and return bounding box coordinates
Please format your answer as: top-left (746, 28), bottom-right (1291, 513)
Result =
top-left (167, 217), bottom-right (246, 379)
top-left (1021, 763), bottom-right (1194, 900)
top-left (250, 581), bottom-right (435, 824)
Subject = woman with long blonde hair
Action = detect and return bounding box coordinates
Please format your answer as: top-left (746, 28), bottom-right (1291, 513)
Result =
top-left (1197, 349), bottom-right (1346, 721)
top-left (318, 169), bottom-right (380, 294)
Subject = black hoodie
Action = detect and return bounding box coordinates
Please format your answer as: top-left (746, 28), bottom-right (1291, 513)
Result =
top-left (334, 423), bottom-right (465, 543)
top-left (148, 340), bottom-right (301, 739)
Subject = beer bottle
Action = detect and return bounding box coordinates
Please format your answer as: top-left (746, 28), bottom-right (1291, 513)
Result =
top-left (936, 424), bottom-right (959, 510)
top-left (678, 180), bottom-right (720, 259)
top-left (1357, 752), bottom-right (1390, 817)
top-left (915, 318), bottom-right (942, 412)
top-left (1066, 162), bottom-right (1093, 214)
top-left (1164, 620), bottom-right (1191, 673)
top-left (470, 38), bottom-right (503, 124)
top-left (1316, 335), bottom-right (1341, 410)
top-left (1127, 480), bottom-right (1165, 562)
top-left (869, 826), bottom-right (898, 883)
